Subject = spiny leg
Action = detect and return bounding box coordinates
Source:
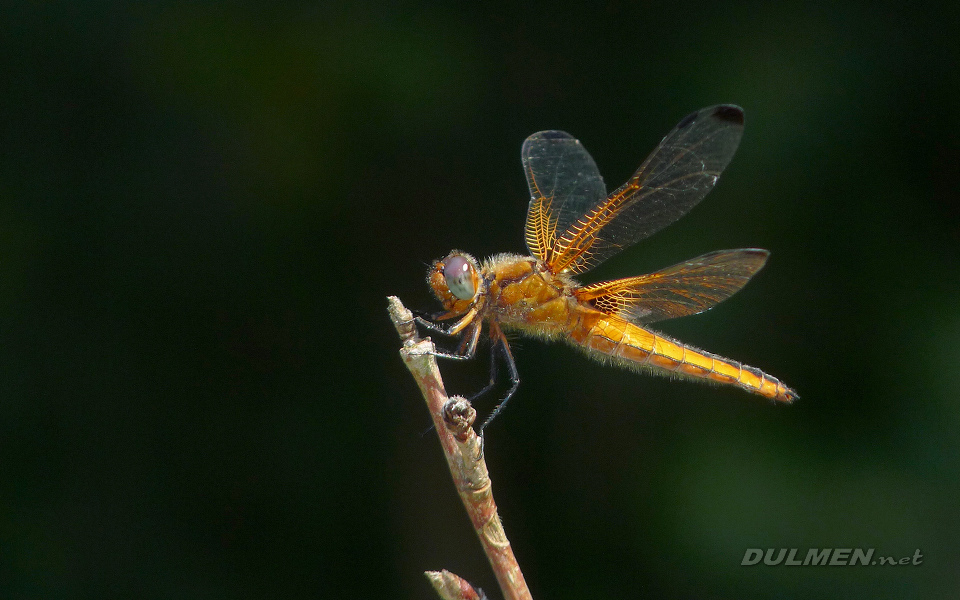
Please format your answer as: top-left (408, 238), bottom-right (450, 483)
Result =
top-left (468, 337), bottom-right (500, 402)
top-left (395, 308), bottom-right (449, 337)
top-left (412, 314), bottom-right (520, 433)
top-left (414, 321), bottom-right (482, 438)
top-left (414, 316), bottom-right (456, 335)
top-left (410, 308), bottom-right (450, 322)
top-left (421, 334), bottom-right (500, 439)
top-left (413, 306), bottom-right (477, 339)
top-left (479, 323), bottom-right (520, 433)
top-left (426, 320), bottom-right (482, 361)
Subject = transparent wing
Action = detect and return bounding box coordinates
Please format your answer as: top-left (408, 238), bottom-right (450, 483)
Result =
top-left (546, 105), bottom-right (745, 274)
top-left (574, 249), bottom-right (769, 323)
top-left (522, 131), bottom-right (607, 262)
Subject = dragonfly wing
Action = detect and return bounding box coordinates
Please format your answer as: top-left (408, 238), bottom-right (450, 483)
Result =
top-left (548, 105), bottom-right (745, 275)
top-left (522, 131), bottom-right (607, 263)
top-left (574, 249), bottom-right (769, 323)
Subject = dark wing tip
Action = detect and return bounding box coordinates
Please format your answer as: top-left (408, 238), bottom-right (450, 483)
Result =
top-left (742, 247), bottom-right (771, 259)
top-left (523, 131), bottom-right (579, 157)
top-left (736, 248), bottom-right (771, 272)
top-left (530, 130), bottom-right (576, 141)
top-left (711, 105), bottom-right (745, 125)
top-left (676, 110), bottom-right (699, 130)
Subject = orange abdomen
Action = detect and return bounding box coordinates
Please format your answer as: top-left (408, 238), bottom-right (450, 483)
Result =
top-left (569, 310), bottom-right (796, 403)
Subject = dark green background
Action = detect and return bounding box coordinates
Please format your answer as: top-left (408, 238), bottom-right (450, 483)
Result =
top-left (3, 1), bottom-right (958, 598)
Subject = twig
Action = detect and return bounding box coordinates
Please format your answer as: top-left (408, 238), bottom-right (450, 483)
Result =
top-left (388, 296), bottom-right (532, 600)
top-left (425, 570), bottom-right (486, 600)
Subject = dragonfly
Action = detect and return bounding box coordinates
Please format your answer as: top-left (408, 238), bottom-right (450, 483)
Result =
top-left (416, 105), bottom-right (796, 430)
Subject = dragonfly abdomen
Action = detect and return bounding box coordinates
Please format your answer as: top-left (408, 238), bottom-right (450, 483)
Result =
top-left (571, 312), bottom-right (796, 403)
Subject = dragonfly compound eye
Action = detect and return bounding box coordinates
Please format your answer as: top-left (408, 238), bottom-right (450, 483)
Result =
top-left (443, 255), bottom-right (476, 300)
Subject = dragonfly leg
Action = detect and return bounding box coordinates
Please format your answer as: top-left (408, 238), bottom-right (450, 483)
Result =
top-left (420, 336), bottom-right (498, 440)
top-left (428, 321), bottom-right (481, 361)
top-left (467, 339), bottom-right (500, 402)
top-left (414, 315), bottom-right (456, 335)
top-left (416, 323), bottom-right (483, 438)
top-left (414, 307), bottom-right (477, 338)
top-left (479, 324), bottom-right (520, 433)
top-left (411, 308), bottom-right (449, 321)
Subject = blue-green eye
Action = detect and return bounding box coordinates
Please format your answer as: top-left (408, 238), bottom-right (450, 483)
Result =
top-left (443, 255), bottom-right (476, 300)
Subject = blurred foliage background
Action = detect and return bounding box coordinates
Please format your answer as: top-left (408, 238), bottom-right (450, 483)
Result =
top-left (2, 1), bottom-right (959, 598)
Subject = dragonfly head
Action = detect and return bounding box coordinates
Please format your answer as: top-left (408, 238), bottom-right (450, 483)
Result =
top-left (429, 251), bottom-right (481, 310)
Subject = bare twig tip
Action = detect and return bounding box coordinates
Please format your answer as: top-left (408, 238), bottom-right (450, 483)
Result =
top-left (387, 296), bottom-right (419, 343)
top-left (425, 570), bottom-right (483, 600)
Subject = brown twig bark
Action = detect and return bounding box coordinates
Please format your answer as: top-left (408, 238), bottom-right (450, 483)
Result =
top-left (388, 296), bottom-right (532, 600)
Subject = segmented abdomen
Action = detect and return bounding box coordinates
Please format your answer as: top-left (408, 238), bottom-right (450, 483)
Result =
top-left (570, 312), bottom-right (796, 402)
